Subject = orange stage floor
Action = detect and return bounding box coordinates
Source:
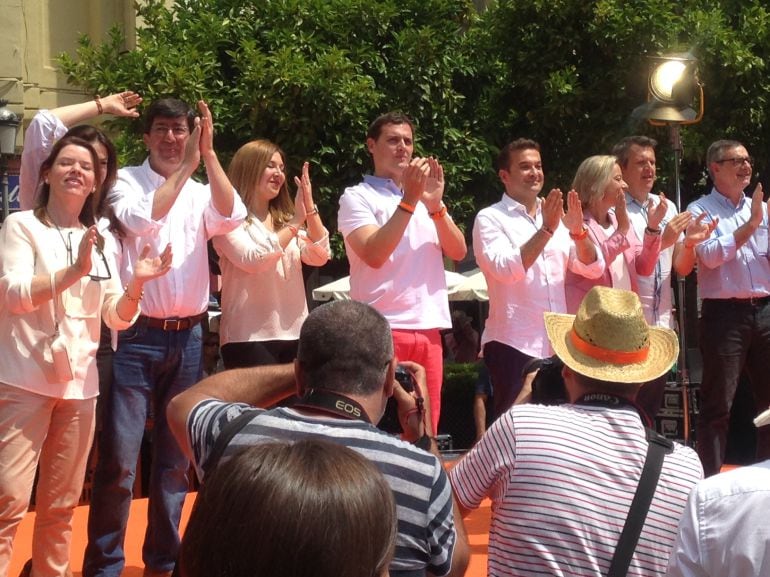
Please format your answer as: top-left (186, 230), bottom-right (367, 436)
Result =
top-left (8, 494), bottom-right (492, 577)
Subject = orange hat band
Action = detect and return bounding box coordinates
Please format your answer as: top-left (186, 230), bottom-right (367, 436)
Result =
top-left (569, 328), bottom-right (649, 365)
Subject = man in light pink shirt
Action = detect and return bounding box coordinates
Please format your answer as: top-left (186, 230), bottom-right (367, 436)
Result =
top-left (338, 112), bottom-right (467, 432)
top-left (473, 138), bottom-right (603, 418)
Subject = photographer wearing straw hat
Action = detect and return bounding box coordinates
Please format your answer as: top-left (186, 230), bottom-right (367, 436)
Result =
top-left (450, 285), bottom-right (703, 577)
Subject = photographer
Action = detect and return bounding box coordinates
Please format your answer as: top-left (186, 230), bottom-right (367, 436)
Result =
top-left (168, 300), bottom-right (469, 577)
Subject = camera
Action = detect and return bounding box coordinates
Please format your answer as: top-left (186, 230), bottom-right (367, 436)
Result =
top-left (530, 355), bottom-right (567, 405)
top-left (394, 365), bottom-right (416, 393)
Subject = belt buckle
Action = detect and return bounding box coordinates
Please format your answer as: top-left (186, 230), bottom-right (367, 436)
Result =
top-left (163, 318), bottom-right (183, 331)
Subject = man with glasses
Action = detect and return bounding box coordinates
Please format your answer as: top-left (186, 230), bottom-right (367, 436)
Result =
top-left (84, 98), bottom-right (246, 577)
top-left (683, 139), bottom-right (770, 476)
top-left (612, 136), bottom-right (692, 419)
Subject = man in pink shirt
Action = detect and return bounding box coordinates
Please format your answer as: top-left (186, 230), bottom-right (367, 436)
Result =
top-left (337, 112), bottom-right (467, 432)
top-left (473, 138), bottom-right (603, 418)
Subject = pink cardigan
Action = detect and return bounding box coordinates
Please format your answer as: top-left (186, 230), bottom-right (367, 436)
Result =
top-left (565, 212), bottom-right (661, 313)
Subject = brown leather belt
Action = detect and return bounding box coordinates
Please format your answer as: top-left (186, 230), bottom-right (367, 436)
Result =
top-left (139, 313), bottom-right (207, 331)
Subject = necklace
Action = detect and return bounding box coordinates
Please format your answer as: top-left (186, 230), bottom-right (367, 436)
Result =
top-left (47, 209), bottom-right (78, 265)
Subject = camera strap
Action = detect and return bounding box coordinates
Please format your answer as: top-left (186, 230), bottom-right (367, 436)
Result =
top-left (575, 392), bottom-right (653, 428)
top-left (293, 389), bottom-right (372, 424)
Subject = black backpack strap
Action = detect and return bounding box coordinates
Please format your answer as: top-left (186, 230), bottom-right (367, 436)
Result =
top-left (201, 408), bottom-right (261, 476)
top-left (606, 428), bottom-right (674, 577)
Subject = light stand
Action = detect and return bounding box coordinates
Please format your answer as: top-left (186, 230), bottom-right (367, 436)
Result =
top-left (636, 53), bottom-right (704, 444)
top-left (0, 99), bottom-right (21, 223)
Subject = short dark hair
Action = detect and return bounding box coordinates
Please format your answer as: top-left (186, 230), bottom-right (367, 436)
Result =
top-left (496, 138), bottom-right (540, 171)
top-left (297, 300), bottom-right (394, 396)
top-left (611, 136), bottom-right (658, 168)
top-left (706, 139), bottom-right (745, 179)
top-left (367, 111), bottom-right (414, 141)
top-left (143, 98), bottom-right (195, 133)
top-left (180, 439), bottom-right (397, 577)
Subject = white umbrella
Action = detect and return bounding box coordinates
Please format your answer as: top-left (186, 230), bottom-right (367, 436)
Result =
top-left (447, 269), bottom-right (488, 302)
top-left (313, 270), bottom-right (469, 302)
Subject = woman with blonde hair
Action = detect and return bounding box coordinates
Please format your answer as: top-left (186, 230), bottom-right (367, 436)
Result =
top-left (213, 139), bottom-right (330, 368)
top-left (565, 155), bottom-right (665, 313)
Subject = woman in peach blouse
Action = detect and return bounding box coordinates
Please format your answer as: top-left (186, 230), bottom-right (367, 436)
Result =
top-left (213, 140), bottom-right (330, 368)
top-left (565, 155), bottom-right (665, 313)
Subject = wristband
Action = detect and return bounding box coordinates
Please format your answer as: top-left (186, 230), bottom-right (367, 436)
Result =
top-left (306, 205), bottom-right (319, 216)
top-left (429, 203), bottom-right (448, 220)
top-left (398, 201), bottom-right (415, 215)
top-left (95, 96), bottom-right (103, 115)
top-left (569, 227), bottom-right (588, 241)
top-left (540, 225), bottom-right (554, 237)
top-left (645, 226), bottom-right (661, 235)
top-left (123, 285), bottom-right (143, 302)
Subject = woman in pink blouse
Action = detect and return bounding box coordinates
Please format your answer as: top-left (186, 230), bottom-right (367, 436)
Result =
top-left (213, 140), bottom-right (330, 368)
top-left (565, 155), bottom-right (665, 313)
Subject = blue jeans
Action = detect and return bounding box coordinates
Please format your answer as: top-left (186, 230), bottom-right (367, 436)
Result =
top-left (83, 320), bottom-right (203, 577)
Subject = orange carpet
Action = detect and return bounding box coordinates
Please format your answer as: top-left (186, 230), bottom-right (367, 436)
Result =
top-left (8, 494), bottom-right (491, 577)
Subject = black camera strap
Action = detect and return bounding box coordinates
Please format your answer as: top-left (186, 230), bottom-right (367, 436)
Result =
top-left (575, 392), bottom-right (653, 428)
top-left (293, 389), bottom-right (372, 424)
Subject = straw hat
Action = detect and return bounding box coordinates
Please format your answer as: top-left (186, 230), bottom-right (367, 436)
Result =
top-left (544, 286), bottom-right (679, 384)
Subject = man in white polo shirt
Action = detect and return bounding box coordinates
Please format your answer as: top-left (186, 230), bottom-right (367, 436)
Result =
top-left (337, 112), bottom-right (467, 432)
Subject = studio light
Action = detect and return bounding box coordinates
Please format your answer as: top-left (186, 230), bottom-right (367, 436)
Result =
top-left (631, 53), bottom-right (705, 444)
top-left (645, 53), bottom-right (703, 124)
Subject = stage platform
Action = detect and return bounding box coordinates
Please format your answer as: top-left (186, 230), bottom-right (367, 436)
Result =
top-left (8, 493), bottom-right (492, 577)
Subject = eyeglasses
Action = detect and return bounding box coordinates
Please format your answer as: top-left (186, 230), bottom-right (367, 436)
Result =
top-left (150, 125), bottom-right (190, 137)
top-left (715, 156), bottom-right (753, 167)
top-left (88, 248), bottom-right (112, 282)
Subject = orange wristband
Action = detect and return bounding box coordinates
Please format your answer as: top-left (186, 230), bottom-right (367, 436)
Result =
top-left (570, 227), bottom-right (588, 241)
top-left (429, 204), bottom-right (447, 220)
top-left (398, 201), bottom-right (415, 215)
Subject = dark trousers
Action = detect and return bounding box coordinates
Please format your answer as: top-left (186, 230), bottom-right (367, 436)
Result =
top-left (220, 339), bottom-right (299, 369)
top-left (697, 298), bottom-right (770, 476)
top-left (483, 341), bottom-right (535, 420)
top-left (636, 373), bottom-right (669, 422)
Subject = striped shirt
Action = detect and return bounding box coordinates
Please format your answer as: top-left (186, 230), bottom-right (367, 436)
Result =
top-left (449, 403), bottom-right (703, 577)
top-left (188, 400), bottom-right (457, 577)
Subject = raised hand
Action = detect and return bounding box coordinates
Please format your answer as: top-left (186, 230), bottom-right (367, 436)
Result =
top-left (684, 212), bottom-right (718, 247)
top-left (562, 189), bottom-right (585, 234)
top-left (540, 188), bottom-right (564, 233)
top-left (422, 157), bottom-right (445, 212)
top-left (183, 116), bottom-right (202, 170)
top-left (101, 91), bottom-right (142, 118)
top-left (74, 226), bottom-right (98, 276)
top-left (401, 157), bottom-right (430, 206)
top-left (133, 244), bottom-right (173, 282)
top-left (662, 211), bottom-right (692, 248)
top-left (646, 191), bottom-right (669, 231)
top-left (614, 189), bottom-right (630, 235)
top-left (292, 161), bottom-right (314, 225)
top-left (197, 100), bottom-right (214, 158)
